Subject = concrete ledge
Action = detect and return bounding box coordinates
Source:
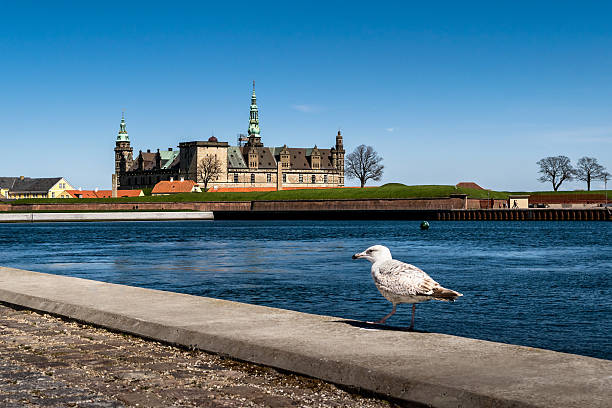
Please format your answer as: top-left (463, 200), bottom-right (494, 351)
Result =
top-left (0, 211), bottom-right (213, 223)
top-left (0, 267), bottom-right (609, 407)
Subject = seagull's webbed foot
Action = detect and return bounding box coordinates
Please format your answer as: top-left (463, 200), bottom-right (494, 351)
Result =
top-left (365, 319), bottom-right (387, 325)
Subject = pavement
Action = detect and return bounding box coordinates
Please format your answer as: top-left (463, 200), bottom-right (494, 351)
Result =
top-left (0, 267), bottom-right (610, 408)
top-left (0, 303), bottom-right (397, 407)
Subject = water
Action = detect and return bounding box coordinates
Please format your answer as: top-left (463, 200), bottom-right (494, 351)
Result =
top-left (0, 220), bottom-right (610, 360)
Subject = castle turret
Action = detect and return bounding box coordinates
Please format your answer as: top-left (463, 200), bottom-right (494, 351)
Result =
top-left (114, 112), bottom-right (133, 187)
top-left (335, 130), bottom-right (345, 177)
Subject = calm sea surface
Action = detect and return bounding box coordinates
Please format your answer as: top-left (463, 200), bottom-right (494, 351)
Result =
top-left (1, 220), bottom-right (610, 360)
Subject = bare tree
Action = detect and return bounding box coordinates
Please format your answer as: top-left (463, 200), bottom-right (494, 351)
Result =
top-left (345, 144), bottom-right (384, 188)
top-left (537, 155), bottom-right (574, 191)
top-left (574, 157), bottom-right (607, 191)
top-left (198, 155), bottom-right (223, 192)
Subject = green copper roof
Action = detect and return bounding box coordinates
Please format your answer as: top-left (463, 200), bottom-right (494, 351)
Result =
top-left (116, 113), bottom-right (129, 142)
top-left (160, 150), bottom-right (179, 169)
top-left (248, 81), bottom-right (260, 136)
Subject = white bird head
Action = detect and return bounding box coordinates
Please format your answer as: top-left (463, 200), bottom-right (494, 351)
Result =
top-left (352, 245), bottom-right (392, 264)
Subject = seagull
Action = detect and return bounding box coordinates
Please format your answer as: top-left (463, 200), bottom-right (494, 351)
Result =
top-left (352, 245), bottom-right (462, 329)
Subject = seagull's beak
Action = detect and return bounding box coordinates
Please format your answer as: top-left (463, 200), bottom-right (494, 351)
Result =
top-left (352, 251), bottom-right (365, 260)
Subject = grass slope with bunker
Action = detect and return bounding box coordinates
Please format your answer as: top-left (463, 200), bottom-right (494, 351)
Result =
top-left (11, 184), bottom-right (610, 204)
top-left (13, 184), bottom-right (505, 204)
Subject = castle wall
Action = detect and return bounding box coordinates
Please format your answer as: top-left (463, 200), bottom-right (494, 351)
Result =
top-left (196, 146), bottom-right (229, 184)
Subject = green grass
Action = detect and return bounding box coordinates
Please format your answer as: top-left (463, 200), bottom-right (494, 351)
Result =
top-left (11, 184), bottom-right (510, 204)
top-left (9, 184), bottom-right (611, 205)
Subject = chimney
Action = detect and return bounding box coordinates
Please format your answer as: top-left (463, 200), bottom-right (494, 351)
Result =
top-left (180, 177), bottom-right (184, 182)
top-left (20, 176), bottom-right (25, 180)
top-left (147, 149), bottom-right (151, 153)
top-left (95, 187), bottom-right (98, 192)
top-left (170, 177), bottom-right (174, 182)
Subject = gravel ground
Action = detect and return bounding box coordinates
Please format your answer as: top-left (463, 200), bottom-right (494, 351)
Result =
top-left (0, 303), bottom-right (403, 407)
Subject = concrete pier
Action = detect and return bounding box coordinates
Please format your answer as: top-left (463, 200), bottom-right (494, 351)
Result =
top-left (0, 267), bottom-right (610, 407)
top-left (0, 211), bottom-right (213, 223)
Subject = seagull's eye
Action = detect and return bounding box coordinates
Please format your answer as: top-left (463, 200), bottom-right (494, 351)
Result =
top-left (366, 249), bottom-right (372, 253)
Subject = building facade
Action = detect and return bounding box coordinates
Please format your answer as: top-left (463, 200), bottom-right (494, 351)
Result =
top-left (115, 83), bottom-right (345, 190)
top-left (0, 177), bottom-right (74, 199)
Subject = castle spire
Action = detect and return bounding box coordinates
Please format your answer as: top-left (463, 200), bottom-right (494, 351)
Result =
top-left (248, 81), bottom-right (260, 136)
top-left (117, 112), bottom-right (129, 142)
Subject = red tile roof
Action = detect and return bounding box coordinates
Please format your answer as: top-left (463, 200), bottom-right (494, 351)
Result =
top-left (152, 180), bottom-right (198, 194)
top-left (65, 189), bottom-right (143, 198)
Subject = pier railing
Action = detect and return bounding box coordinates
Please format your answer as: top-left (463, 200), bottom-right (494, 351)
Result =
top-left (436, 208), bottom-right (610, 221)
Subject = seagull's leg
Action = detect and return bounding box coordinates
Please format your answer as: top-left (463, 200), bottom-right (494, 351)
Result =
top-left (373, 304), bottom-right (397, 324)
top-left (409, 304), bottom-right (416, 330)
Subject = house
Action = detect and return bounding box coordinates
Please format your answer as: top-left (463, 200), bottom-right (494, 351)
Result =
top-left (0, 177), bottom-right (15, 198)
top-left (66, 189), bottom-right (144, 198)
top-left (151, 179), bottom-right (201, 195)
top-left (0, 177), bottom-right (74, 199)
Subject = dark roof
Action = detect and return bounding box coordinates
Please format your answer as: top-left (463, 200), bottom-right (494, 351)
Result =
top-left (237, 147), bottom-right (278, 169)
top-left (227, 146), bottom-right (247, 168)
top-left (283, 148), bottom-right (335, 170)
top-left (0, 177), bottom-right (17, 189)
top-left (10, 177), bottom-right (63, 193)
top-left (129, 152), bottom-right (157, 171)
top-left (314, 148), bottom-right (335, 169)
top-left (227, 146), bottom-right (337, 171)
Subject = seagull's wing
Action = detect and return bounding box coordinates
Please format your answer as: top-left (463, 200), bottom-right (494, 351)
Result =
top-left (376, 259), bottom-right (441, 297)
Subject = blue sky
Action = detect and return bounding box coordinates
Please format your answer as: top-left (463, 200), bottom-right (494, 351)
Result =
top-left (1, 1), bottom-right (611, 190)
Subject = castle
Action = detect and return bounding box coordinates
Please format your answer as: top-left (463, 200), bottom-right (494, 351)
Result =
top-left (114, 83), bottom-right (345, 191)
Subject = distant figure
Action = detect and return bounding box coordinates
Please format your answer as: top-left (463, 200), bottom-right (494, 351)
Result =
top-left (513, 200), bottom-right (518, 209)
top-left (352, 245), bottom-right (462, 329)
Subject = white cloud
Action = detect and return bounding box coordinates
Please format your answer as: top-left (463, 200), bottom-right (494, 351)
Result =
top-left (385, 127), bottom-right (396, 132)
top-left (291, 104), bottom-right (320, 113)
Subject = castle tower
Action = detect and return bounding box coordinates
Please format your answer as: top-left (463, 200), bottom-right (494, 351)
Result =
top-left (335, 130), bottom-right (345, 185)
top-left (245, 81), bottom-right (263, 147)
top-left (114, 112), bottom-right (133, 187)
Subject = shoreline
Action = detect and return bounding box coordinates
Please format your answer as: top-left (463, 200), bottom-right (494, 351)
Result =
top-left (0, 267), bottom-right (610, 407)
top-left (0, 207), bottom-right (608, 222)
top-left (0, 211), bottom-right (213, 223)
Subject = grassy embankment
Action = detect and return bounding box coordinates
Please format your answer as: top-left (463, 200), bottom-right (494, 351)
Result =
top-left (10, 183), bottom-right (610, 205)
top-left (12, 183), bottom-right (505, 204)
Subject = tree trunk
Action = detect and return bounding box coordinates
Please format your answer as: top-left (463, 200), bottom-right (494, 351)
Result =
top-left (587, 175), bottom-right (591, 191)
top-left (360, 178), bottom-right (365, 188)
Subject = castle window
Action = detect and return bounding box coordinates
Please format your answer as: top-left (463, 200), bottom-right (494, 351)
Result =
top-left (311, 175), bottom-right (316, 183)
top-left (282, 173), bottom-right (286, 183)
top-left (299, 174), bottom-right (303, 183)
top-left (324, 174), bottom-right (328, 183)
top-left (267, 173), bottom-right (271, 183)
top-left (251, 173), bottom-right (255, 184)
top-left (234, 173), bottom-right (239, 183)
